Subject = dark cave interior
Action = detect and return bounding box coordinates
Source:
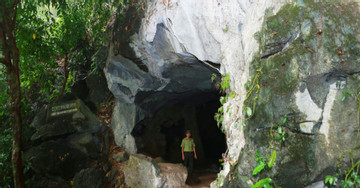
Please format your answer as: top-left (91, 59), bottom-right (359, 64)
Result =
top-left (132, 93), bottom-right (227, 171)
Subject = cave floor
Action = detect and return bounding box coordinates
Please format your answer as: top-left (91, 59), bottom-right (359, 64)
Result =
top-left (185, 173), bottom-right (217, 188)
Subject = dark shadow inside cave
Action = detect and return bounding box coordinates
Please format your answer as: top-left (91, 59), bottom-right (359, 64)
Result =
top-left (131, 92), bottom-right (227, 173)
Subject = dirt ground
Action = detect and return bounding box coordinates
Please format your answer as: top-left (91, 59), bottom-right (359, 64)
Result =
top-left (185, 173), bottom-right (217, 188)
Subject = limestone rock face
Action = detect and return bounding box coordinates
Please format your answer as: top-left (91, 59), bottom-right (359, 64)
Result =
top-left (124, 154), bottom-right (187, 188)
top-left (222, 1), bottom-right (360, 187)
top-left (105, 0), bottom-right (221, 153)
top-left (105, 0), bottom-right (360, 187)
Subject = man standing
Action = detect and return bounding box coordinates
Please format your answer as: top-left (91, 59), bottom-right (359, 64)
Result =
top-left (181, 130), bottom-right (197, 174)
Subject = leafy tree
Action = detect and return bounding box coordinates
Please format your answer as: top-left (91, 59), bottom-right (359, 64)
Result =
top-left (0, 0), bottom-right (118, 187)
top-left (0, 0), bottom-right (25, 187)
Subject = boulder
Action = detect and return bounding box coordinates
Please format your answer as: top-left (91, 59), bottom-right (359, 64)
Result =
top-left (158, 163), bottom-right (187, 188)
top-left (124, 154), bottom-right (164, 188)
top-left (30, 99), bottom-right (102, 141)
top-left (73, 168), bottom-right (106, 188)
top-left (124, 154), bottom-right (187, 188)
top-left (85, 69), bottom-right (111, 110)
top-left (67, 132), bottom-right (100, 159)
top-left (110, 101), bottom-right (138, 154)
top-left (24, 141), bottom-right (89, 179)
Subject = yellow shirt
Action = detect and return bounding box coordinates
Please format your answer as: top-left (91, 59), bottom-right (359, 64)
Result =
top-left (181, 138), bottom-right (195, 152)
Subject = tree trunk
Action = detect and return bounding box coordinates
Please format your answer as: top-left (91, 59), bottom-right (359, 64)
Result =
top-left (0, 0), bottom-right (25, 187)
top-left (7, 60), bottom-right (24, 188)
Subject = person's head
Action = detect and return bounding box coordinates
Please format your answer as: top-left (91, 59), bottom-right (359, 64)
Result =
top-left (185, 130), bottom-right (191, 138)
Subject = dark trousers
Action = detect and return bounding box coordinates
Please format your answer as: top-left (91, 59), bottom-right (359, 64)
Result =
top-left (184, 152), bottom-right (194, 174)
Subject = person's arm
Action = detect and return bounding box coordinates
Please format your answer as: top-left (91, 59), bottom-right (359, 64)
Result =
top-left (192, 139), bottom-right (197, 159)
top-left (181, 147), bottom-right (185, 160)
top-left (193, 147), bottom-right (197, 159)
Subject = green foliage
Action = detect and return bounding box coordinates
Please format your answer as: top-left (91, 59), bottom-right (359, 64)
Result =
top-left (252, 150), bottom-right (277, 176)
top-left (253, 161), bottom-right (266, 176)
top-left (213, 73), bottom-right (234, 132)
top-left (268, 150), bottom-right (277, 168)
top-left (325, 89), bottom-right (360, 187)
top-left (251, 148), bottom-right (278, 188)
top-left (223, 25), bottom-right (229, 33)
top-left (342, 172), bottom-right (360, 188)
top-left (216, 173), bottom-right (224, 188)
top-left (271, 115), bottom-right (287, 142)
top-left (0, 127), bottom-right (13, 188)
top-left (212, 73), bottom-right (231, 94)
top-left (16, 0), bottom-right (116, 103)
top-left (242, 67), bottom-right (262, 127)
top-left (252, 178), bottom-right (272, 188)
top-left (324, 175), bottom-right (338, 186)
top-left (0, 0), bottom-right (125, 186)
top-left (275, 127), bottom-right (286, 142)
top-left (341, 89), bottom-right (354, 101)
top-left (0, 67), bottom-right (12, 188)
top-left (246, 106), bottom-right (253, 117)
top-left (230, 91), bottom-right (236, 99)
top-left (211, 73), bottom-right (217, 82)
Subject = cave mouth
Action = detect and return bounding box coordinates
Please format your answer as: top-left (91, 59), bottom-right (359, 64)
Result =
top-left (131, 92), bottom-right (227, 172)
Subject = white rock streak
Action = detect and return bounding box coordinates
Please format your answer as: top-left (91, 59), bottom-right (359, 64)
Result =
top-left (295, 84), bottom-right (337, 143)
top-left (320, 83), bottom-right (337, 144)
top-left (295, 88), bottom-right (322, 133)
top-left (295, 89), bottom-right (320, 121)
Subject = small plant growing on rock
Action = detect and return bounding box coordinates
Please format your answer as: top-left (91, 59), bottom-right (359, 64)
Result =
top-left (341, 89), bottom-right (354, 101)
top-left (251, 150), bottom-right (277, 188)
top-left (342, 172), bottom-right (360, 188)
top-left (324, 175), bottom-right (338, 186)
top-left (242, 67), bottom-right (262, 128)
top-left (212, 73), bottom-right (235, 132)
top-left (275, 115), bottom-right (287, 142)
top-left (252, 150), bottom-right (277, 176)
top-left (325, 89), bottom-right (360, 187)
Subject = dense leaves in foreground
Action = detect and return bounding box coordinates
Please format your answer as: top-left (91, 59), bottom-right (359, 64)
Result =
top-left (0, 0), bottom-right (125, 187)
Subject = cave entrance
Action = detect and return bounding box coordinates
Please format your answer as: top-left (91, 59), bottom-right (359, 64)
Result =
top-left (131, 92), bottom-right (227, 172)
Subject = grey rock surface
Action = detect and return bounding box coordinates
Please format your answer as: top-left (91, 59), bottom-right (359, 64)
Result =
top-left (103, 0), bottom-right (360, 187)
top-left (223, 1), bottom-right (360, 187)
top-left (124, 154), bottom-right (164, 188)
top-left (124, 154), bottom-right (187, 188)
top-left (105, 1), bottom-right (220, 152)
top-left (30, 99), bottom-right (102, 141)
top-left (67, 132), bottom-right (100, 159)
top-left (85, 70), bottom-right (111, 109)
top-left (158, 163), bottom-right (187, 188)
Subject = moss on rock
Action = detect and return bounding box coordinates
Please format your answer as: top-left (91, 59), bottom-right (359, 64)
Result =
top-left (228, 0), bottom-right (360, 187)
